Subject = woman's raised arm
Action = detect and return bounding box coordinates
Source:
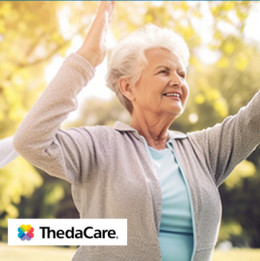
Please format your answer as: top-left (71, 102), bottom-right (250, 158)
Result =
top-left (13, 1), bottom-right (115, 183)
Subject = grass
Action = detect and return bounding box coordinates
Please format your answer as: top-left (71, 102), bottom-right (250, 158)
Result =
top-left (1, 242), bottom-right (260, 261)
top-left (0, 242), bottom-right (75, 261)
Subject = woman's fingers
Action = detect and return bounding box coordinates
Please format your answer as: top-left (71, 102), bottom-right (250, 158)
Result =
top-left (95, 1), bottom-right (115, 22)
top-left (106, 1), bottom-right (115, 23)
top-left (94, 1), bottom-right (115, 32)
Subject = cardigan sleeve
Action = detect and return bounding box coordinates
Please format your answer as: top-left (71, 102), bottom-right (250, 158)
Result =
top-left (188, 90), bottom-right (260, 187)
top-left (13, 53), bottom-right (96, 184)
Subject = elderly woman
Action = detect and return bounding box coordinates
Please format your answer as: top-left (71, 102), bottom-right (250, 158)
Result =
top-left (14, 2), bottom-right (260, 261)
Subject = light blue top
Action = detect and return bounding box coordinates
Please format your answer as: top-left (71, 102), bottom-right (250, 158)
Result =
top-left (147, 141), bottom-right (194, 261)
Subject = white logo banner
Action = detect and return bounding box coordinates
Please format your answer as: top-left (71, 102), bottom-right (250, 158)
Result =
top-left (8, 219), bottom-right (127, 246)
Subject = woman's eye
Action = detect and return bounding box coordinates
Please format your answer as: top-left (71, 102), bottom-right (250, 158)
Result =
top-left (159, 70), bottom-right (168, 75)
top-left (179, 72), bottom-right (186, 79)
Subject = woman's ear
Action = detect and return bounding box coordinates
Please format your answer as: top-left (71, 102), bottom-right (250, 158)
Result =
top-left (118, 77), bottom-right (135, 101)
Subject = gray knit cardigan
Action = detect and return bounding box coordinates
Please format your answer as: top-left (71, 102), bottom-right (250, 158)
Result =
top-left (14, 53), bottom-right (260, 261)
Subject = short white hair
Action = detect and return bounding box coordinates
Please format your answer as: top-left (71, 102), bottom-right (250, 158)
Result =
top-left (106, 24), bottom-right (190, 113)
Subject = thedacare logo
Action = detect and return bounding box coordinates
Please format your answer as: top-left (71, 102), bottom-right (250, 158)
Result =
top-left (18, 224), bottom-right (34, 241)
top-left (9, 219), bottom-right (127, 246)
top-left (39, 226), bottom-right (118, 239)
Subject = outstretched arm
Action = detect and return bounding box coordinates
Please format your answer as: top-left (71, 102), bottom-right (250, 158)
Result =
top-left (188, 90), bottom-right (260, 187)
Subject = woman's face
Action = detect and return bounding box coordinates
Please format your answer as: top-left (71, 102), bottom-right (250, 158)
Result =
top-left (131, 47), bottom-right (189, 119)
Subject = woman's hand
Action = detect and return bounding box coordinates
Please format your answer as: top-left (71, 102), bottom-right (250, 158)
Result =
top-left (76, 1), bottom-right (115, 68)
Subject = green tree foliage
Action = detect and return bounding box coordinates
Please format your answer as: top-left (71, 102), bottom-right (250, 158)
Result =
top-left (1, 1), bottom-right (260, 246)
top-left (0, 157), bottom-right (42, 241)
top-left (0, 1), bottom-right (66, 137)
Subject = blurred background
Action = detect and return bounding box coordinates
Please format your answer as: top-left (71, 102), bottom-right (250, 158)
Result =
top-left (0, 1), bottom-right (260, 260)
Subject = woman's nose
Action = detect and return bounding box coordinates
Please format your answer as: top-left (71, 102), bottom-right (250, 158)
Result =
top-left (169, 74), bottom-right (183, 87)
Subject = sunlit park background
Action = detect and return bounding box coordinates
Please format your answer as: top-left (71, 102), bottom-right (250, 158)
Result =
top-left (1, 1), bottom-right (260, 260)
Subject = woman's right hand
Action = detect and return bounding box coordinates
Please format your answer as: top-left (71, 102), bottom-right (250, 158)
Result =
top-left (76, 1), bottom-right (115, 68)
